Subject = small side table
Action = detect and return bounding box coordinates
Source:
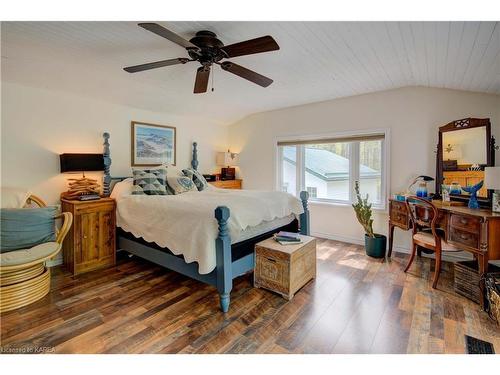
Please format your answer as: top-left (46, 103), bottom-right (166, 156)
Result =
top-left (61, 198), bottom-right (116, 275)
top-left (254, 235), bottom-right (316, 300)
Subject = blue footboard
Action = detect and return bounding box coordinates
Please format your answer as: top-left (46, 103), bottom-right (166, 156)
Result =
top-left (213, 190), bottom-right (310, 312)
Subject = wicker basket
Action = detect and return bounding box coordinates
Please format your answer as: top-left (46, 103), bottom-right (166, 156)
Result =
top-left (454, 261), bottom-right (500, 304)
top-left (484, 273), bottom-right (500, 325)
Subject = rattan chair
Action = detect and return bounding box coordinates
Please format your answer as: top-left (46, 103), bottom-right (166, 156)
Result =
top-left (0, 195), bottom-right (73, 313)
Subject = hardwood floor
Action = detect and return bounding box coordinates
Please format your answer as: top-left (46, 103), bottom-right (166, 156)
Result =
top-left (1, 238), bottom-right (499, 354)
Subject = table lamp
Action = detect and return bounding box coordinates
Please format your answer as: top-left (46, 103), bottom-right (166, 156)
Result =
top-left (216, 150), bottom-right (238, 180)
top-left (60, 153), bottom-right (104, 200)
top-left (485, 167), bottom-right (500, 213)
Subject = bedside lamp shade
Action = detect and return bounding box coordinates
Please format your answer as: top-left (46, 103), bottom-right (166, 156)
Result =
top-left (485, 167), bottom-right (500, 190)
top-left (60, 154), bottom-right (104, 173)
top-left (216, 151), bottom-right (238, 167)
top-left (485, 167), bottom-right (500, 213)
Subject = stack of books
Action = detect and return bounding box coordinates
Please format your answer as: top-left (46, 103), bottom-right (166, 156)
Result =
top-left (273, 231), bottom-right (303, 246)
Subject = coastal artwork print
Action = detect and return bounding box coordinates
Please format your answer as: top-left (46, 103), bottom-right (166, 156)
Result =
top-left (131, 121), bottom-right (176, 166)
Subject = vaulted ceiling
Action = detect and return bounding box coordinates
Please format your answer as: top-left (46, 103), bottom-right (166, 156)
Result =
top-left (2, 21), bottom-right (499, 125)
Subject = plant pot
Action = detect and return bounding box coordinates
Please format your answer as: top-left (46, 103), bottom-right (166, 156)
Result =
top-left (364, 234), bottom-right (387, 258)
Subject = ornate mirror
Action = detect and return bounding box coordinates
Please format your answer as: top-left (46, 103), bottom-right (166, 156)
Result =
top-left (436, 118), bottom-right (496, 206)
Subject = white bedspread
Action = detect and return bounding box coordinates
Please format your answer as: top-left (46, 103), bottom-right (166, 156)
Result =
top-left (111, 180), bottom-right (303, 274)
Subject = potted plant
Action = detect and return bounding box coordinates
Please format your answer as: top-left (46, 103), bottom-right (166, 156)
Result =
top-left (352, 181), bottom-right (386, 258)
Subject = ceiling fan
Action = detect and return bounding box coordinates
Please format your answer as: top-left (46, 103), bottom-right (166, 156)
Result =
top-left (123, 23), bottom-right (280, 93)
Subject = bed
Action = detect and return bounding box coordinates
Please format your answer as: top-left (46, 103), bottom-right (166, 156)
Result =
top-left (102, 133), bottom-right (310, 312)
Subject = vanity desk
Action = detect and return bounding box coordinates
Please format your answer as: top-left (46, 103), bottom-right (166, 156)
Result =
top-left (389, 117), bottom-right (499, 308)
top-left (388, 198), bottom-right (500, 281)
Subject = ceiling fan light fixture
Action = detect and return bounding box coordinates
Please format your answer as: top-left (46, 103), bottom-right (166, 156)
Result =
top-left (123, 23), bottom-right (280, 94)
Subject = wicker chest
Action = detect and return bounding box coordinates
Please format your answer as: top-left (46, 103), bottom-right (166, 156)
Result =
top-left (254, 235), bottom-right (316, 300)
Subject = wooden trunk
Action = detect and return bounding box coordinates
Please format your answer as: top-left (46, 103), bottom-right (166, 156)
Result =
top-left (254, 235), bottom-right (316, 300)
top-left (61, 198), bottom-right (116, 275)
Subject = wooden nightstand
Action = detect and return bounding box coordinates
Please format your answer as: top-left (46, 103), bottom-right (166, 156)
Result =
top-left (61, 198), bottom-right (116, 275)
top-left (208, 179), bottom-right (242, 189)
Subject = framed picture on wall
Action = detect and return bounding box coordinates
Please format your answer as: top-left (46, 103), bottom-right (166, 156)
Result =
top-left (131, 121), bottom-right (176, 166)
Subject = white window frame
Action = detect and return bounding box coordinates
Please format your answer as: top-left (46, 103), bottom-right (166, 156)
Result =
top-left (274, 129), bottom-right (390, 211)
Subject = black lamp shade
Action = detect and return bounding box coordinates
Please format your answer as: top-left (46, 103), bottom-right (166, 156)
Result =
top-left (60, 153), bottom-right (104, 173)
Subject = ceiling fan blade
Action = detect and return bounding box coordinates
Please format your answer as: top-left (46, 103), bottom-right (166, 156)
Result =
top-left (138, 23), bottom-right (198, 50)
top-left (124, 58), bottom-right (190, 73)
top-left (221, 35), bottom-right (279, 58)
top-left (220, 61), bottom-right (273, 87)
top-left (194, 66), bottom-right (210, 93)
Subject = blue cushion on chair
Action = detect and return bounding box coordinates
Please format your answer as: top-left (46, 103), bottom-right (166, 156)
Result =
top-left (0, 207), bottom-right (57, 253)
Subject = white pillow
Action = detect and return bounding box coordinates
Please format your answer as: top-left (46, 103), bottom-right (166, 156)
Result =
top-left (110, 178), bottom-right (133, 199)
top-left (163, 164), bottom-right (185, 178)
top-left (165, 176), bottom-right (197, 195)
top-left (1, 187), bottom-right (32, 208)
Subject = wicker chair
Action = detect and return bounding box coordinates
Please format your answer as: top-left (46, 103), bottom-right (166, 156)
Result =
top-left (0, 195), bottom-right (73, 313)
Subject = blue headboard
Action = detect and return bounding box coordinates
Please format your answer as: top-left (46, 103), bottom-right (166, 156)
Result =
top-left (102, 133), bottom-right (199, 197)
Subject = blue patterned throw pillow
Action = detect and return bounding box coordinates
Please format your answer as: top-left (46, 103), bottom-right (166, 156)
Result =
top-left (183, 168), bottom-right (209, 191)
top-left (132, 169), bottom-right (168, 195)
top-left (165, 176), bottom-right (197, 195)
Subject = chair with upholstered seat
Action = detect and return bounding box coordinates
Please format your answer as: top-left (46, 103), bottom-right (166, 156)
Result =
top-left (0, 195), bottom-right (73, 313)
top-left (404, 196), bottom-right (461, 288)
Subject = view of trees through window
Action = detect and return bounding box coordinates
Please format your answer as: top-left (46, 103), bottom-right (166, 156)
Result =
top-left (281, 137), bottom-right (384, 205)
top-left (308, 142), bottom-right (381, 171)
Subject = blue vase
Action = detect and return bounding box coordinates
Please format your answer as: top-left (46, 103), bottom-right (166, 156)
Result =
top-left (468, 194), bottom-right (479, 209)
top-left (463, 180), bottom-right (484, 209)
top-left (449, 182), bottom-right (462, 195)
top-left (416, 182), bottom-right (428, 198)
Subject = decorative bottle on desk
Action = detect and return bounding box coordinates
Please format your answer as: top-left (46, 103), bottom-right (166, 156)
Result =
top-left (441, 185), bottom-right (451, 205)
top-left (416, 182), bottom-right (428, 198)
top-left (449, 182), bottom-right (462, 195)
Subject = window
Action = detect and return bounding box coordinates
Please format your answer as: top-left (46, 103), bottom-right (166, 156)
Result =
top-left (306, 186), bottom-right (318, 198)
top-left (277, 132), bottom-right (387, 209)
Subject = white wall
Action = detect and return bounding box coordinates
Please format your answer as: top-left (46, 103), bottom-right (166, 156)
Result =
top-left (1, 82), bottom-right (229, 205)
top-left (228, 86), bottom-right (500, 253)
top-left (2, 82), bottom-right (499, 256)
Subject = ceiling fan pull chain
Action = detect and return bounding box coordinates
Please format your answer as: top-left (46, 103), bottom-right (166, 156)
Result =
top-left (211, 66), bottom-right (215, 92)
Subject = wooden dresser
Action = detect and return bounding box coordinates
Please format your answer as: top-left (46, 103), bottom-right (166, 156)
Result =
top-left (61, 198), bottom-right (116, 275)
top-left (443, 170), bottom-right (488, 198)
top-left (388, 198), bottom-right (500, 277)
top-left (209, 179), bottom-right (242, 189)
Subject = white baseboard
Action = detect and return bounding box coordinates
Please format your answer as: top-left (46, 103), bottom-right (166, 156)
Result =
top-left (310, 230), bottom-right (471, 261)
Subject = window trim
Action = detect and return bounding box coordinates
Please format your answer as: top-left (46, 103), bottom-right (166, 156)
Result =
top-left (274, 129), bottom-right (390, 211)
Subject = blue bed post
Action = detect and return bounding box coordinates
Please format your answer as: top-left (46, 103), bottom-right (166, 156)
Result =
top-left (191, 142), bottom-right (199, 171)
top-left (103, 132), bottom-right (111, 197)
top-left (215, 206), bottom-right (232, 313)
top-left (299, 191), bottom-right (310, 235)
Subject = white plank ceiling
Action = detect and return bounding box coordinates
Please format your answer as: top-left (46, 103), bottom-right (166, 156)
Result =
top-left (2, 22), bottom-right (499, 125)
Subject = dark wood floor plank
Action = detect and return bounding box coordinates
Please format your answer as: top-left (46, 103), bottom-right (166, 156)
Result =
top-left (2, 241), bottom-right (498, 354)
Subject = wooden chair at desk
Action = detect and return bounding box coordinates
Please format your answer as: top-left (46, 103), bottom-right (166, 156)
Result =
top-left (405, 196), bottom-right (461, 288)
